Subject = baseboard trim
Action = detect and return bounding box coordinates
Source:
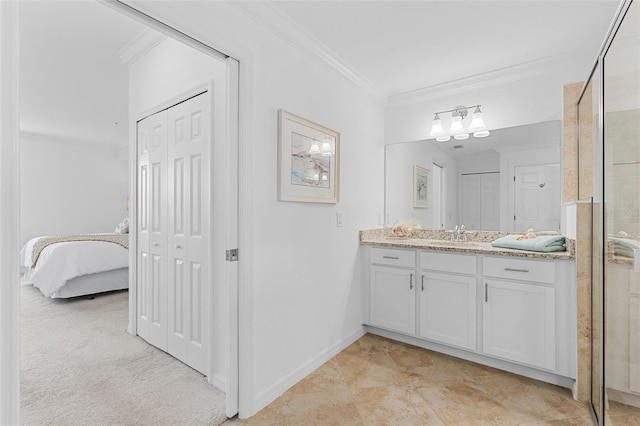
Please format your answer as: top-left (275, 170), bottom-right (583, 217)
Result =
top-left (209, 373), bottom-right (227, 394)
top-left (252, 326), bottom-right (365, 416)
top-left (367, 326), bottom-right (575, 390)
top-left (608, 387), bottom-right (640, 409)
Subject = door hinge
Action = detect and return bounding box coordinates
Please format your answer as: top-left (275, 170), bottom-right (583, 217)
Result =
top-left (226, 248), bottom-right (239, 262)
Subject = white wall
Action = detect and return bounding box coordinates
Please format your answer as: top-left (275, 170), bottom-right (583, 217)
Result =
top-left (457, 152), bottom-right (500, 176)
top-left (384, 56), bottom-right (594, 145)
top-left (19, 133), bottom-right (128, 247)
top-left (385, 141), bottom-right (457, 229)
top-left (125, 1), bottom-right (385, 417)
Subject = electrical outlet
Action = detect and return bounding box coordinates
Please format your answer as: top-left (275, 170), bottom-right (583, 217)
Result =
top-left (336, 212), bottom-right (343, 228)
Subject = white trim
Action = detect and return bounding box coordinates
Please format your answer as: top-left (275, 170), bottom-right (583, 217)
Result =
top-left (117, 27), bottom-right (166, 65)
top-left (0, 2), bottom-right (20, 424)
top-left (387, 53), bottom-right (582, 108)
top-left (252, 327), bottom-right (365, 416)
top-left (224, 56), bottom-right (240, 417)
top-left (103, 1), bottom-right (227, 62)
top-left (237, 54), bottom-right (255, 420)
top-left (228, 1), bottom-right (386, 105)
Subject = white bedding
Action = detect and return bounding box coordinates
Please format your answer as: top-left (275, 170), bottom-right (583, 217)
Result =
top-left (21, 237), bottom-right (129, 298)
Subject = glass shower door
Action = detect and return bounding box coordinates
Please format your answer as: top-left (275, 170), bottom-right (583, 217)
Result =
top-left (602, 0), bottom-right (640, 423)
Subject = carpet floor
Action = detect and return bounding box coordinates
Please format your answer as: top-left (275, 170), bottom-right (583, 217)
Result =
top-left (20, 284), bottom-right (227, 426)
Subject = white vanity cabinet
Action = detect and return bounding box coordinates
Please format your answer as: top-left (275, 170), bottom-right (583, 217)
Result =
top-left (419, 252), bottom-right (477, 350)
top-left (482, 257), bottom-right (557, 370)
top-left (362, 243), bottom-right (576, 387)
top-left (369, 248), bottom-right (416, 335)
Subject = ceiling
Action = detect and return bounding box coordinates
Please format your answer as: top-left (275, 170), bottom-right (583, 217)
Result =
top-left (19, 1), bottom-right (145, 146)
top-left (270, 0), bottom-right (620, 97)
top-left (18, 1), bottom-right (622, 148)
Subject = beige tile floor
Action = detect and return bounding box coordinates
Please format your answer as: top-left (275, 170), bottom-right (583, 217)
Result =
top-left (226, 333), bottom-right (639, 425)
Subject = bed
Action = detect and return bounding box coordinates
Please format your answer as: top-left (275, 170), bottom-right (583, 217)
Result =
top-left (20, 233), bottom-right (129, 299)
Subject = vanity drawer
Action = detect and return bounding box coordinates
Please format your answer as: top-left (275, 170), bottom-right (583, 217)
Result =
top-left (371, 247), bottom-right (415, 268)
top-left (483, 257), bottom-right (556, 284)
top-left (420, 251), bottom-right (476, 275)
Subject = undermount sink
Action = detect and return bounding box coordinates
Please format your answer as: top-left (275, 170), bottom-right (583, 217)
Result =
top-left (424, 240), bottom-right (487, 248)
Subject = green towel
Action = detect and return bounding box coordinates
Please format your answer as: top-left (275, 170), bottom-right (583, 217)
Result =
top-left (611, 237), bottom-right (640, 257)
top-left (491, 234), bottom-right (566, 252)
top-left (611, 237), bottom-right (640, 250)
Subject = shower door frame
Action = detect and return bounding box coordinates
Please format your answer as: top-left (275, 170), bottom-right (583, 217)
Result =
top-left (578, 1), bottom-right (637, 424)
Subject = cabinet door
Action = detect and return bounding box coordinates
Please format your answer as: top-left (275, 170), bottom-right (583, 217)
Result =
top-left (483, 280), bottom-right (556, 370)
top-left (419, 272), bottom-right (476, 350)
top-left (370, 266), bottom-right (416, 335)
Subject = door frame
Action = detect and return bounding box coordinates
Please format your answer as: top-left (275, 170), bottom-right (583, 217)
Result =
top-left (0, 2), bottom-right (245, 422)
top-left (119, 10), bottom-right (241, 417)
top-left (0, 2), bottom-right (20, 424)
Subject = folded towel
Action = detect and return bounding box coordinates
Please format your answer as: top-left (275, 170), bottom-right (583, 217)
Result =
top-left (611, 237), bottom-right (640, 250)
top-left (491, 234), bottom-right (566, 252)
top-left (610, 237), bottom-right (640, 257)
top-left (614, 247), bottom-right (635, 258)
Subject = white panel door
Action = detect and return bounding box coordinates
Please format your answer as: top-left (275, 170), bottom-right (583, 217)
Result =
top-left (137, 110), bottom-right (168, 351)
top-left (515, 164), bottom-right (561, 232)
top-left (461, 173), bottom-right (500, 230)
top-left (167, 92), bottom-right (210, 375)
top-left (483, 279), bottom-right (556, 370)
top-left (370, 266), bottom-right (416, 335)
top-left (480, 173), bottom-right (500, 230)
top-left (461, 175), bottom-right (481, 230)
top-left (419, 272), bottom-right (477, 350)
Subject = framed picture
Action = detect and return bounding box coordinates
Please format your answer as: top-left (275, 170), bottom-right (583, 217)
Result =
top-left (278, 110), bottom-right (340, 203)
top-left (413, 165), bottom-right (429, 208)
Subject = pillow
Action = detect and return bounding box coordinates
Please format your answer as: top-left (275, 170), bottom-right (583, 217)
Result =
top-left (115, 217), bottom-right (129, 234)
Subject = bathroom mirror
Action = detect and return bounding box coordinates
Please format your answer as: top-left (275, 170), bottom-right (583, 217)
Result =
top-left (384, 120), bottom-right (562, 232)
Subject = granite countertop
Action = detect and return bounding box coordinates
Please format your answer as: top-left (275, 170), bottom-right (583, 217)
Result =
top-left (360, 229), bottom-right (575, 260)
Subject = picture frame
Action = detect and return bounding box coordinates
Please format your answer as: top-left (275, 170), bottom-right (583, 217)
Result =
top-left (413, 165), bottom-right (429, 208)
top-left (278, 109), bottom-right (340, 203)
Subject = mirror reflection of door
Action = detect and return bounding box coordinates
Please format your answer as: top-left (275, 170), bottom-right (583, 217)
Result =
top-left (460, 172), bottom-right (499, 230)
top-left (514, 163), bottom-right (561, 232)
top-left (432, 163), bottom-right (444, 229)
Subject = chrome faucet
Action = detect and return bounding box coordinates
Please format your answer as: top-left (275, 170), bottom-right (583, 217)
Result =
top-left (451, 224), bottom-right (467, 242)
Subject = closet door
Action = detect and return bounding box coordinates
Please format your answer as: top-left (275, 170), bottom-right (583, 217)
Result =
top-left (167, 93), bottom-right (210, 375)
top-left (137, 110), bottom-right (169, 351)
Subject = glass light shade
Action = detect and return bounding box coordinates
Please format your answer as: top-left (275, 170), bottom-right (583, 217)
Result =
top-left (449, 115), bottom-right (464, 134)
top-left (436, 135), bottom-right (451, 142)
top-left (429, 114), bottom-right (444, 137)
top-left (321, 141), bottom-right (333, 156)
top-left (469, 107), bottom-right (486, 132)
top-left (473, 130), bottom-right (490, 138)
top-left (454, 133), bottom-right (469, 140)
top-left (309, 143), bottom-right (320, 154)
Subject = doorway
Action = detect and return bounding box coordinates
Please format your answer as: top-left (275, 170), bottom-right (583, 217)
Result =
top-left (514, 164), bottom-right (561, 232)
top-left (1, 1), bottom-right (240, 422)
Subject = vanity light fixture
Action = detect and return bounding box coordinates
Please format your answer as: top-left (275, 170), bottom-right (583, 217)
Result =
top-left (429, 105), bottom-right (490, 142)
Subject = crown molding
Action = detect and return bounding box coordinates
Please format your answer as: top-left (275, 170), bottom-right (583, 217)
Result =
top-left (228, 1), bottom-right (387, 105)
top-left (387, 53), bottom-right (580, 108)
top-left (117, 27), bottom-right (166, 65)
